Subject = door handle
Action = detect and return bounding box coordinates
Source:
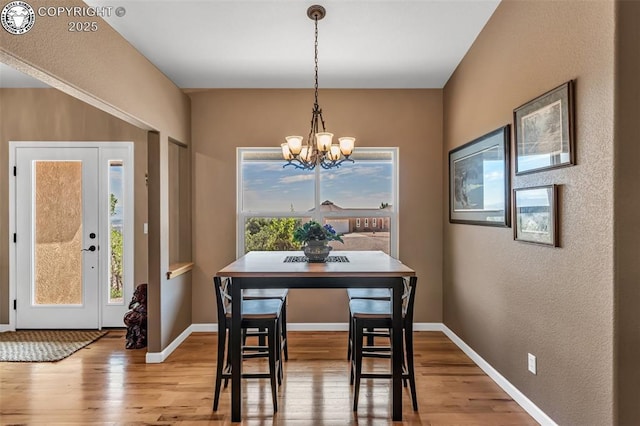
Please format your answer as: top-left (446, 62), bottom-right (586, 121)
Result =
top-left (82, 245), bottom-right (97, 252)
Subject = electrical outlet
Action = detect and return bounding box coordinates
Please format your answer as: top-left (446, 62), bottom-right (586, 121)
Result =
top-left (528, 353), bottom-right (537, 375)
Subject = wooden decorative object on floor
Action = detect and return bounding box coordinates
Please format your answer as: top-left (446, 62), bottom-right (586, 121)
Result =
top-left (123, 283), bottom-right (147, 349)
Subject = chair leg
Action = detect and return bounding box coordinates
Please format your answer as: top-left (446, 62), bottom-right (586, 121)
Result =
top-left (405, 328), bottom-right (418, 411)
top-left (223, 329), bottom-right (232, 389)
top-left (213, 328), bottom-right (226, 411)
top-left (281, 299), bottom-right (289, 361)
top-left (347, 312), bottom-right (353, 361)
top-left (352, 320), bottom-right (363, 412)
top-left (399, 328), bottom-right (408, 388)
top-left (366, 327), bottom-right (375, 346)
top-left (349, 317), bottom-right (355, 384)
top-left (276, 317), bottom-right (283, 386)
top-left (268, 322), bottom-right (279, 412)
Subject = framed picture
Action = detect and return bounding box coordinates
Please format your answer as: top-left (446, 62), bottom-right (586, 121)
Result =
top-left (513, 185), bottom-right (558, 246)
top-left (514, 80), bottom-right (575, 175)
top-left (449, 125), bottom-right (510, 227)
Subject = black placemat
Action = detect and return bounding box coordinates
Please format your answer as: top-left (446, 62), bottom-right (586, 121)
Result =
top-left (284, 255), bottom-right (349, 263)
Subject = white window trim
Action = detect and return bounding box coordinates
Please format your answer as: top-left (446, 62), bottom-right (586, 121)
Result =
top-left (237, 147), bottom-right (399, 257)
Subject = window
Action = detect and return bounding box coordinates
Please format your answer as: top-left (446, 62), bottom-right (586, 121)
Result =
top-left (108, 160), bottom-right (124, 303)
top-left (238, 148), bottom-right (398, 256)
top-left (372, 218), bottom-right (377, 228)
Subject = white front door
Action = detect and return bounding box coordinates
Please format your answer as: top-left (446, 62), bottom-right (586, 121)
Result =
top-left (16, 147), bottom-right (100, 328)
top-left (13, 143), bottom-right (134, 329)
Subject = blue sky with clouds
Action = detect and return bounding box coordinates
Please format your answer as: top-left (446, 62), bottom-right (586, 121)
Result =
top-left (242, 160), bottom-right (393, 212)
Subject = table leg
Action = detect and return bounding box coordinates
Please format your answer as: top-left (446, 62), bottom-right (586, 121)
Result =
top-left (391, 277), bottom-right (403, 421)
top-left (231, 278), bottom-right (243, 422)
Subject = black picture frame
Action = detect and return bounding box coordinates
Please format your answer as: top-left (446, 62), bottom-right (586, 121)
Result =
top-left (513, 184), bottom-right (558, 247)
top-left (449, 125), bottom-right (511, 227)
top-left (514, 80), bottom-right (575, 175)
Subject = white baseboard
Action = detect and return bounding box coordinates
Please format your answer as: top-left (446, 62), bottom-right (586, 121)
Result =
top-left (190, 323), bottom-right (217, 333)
top-left (145, 325), bottom-right (193, 363)
top-left (441, 325), bottom-right (557, 426)
top-left (413, 322), bottom-right (444, 332)
top-left (288, 322), bottom-right (348, 331)
top-left (0, 325), bottom-right (15, 332)
top-left (187, 322), bottom-right (349, 332)
top-left (155, 322), bottom-right (555, 425)
top-left (187, 322), bottom-right (442, 332)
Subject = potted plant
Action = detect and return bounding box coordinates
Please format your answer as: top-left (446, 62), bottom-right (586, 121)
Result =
top-left (293, 220), bottom-right (343, 262)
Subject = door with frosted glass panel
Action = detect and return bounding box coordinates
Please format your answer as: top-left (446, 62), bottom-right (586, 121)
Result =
top-left (15, 147), bottom-right (100, 328)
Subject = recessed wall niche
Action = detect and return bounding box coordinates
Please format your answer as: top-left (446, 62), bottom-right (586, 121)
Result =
top-left (168, 139), bottom-right (192, 265)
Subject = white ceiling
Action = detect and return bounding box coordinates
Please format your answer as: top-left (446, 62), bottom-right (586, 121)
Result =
top-left (1, 0), bottom-right (500, 89)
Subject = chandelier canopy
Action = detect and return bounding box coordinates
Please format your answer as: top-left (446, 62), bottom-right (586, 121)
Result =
top-left (281, 5), bottom-right (355, 170)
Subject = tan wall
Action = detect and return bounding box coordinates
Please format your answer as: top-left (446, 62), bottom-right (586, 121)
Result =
top-left (0, 0), bottom-right (191, 352)
top-left (614, 1), bottom-right (640, 424)
top-left (443, 1), bottom-right (615, 425)
top-left (189, 89), bottom-right (443, 324)
top-left (0, 0), bottom-right (190, 138)
top-left (0, 88), bottom-right (149, 323)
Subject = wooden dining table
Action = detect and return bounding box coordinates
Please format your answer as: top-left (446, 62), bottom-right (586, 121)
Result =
top-left (215, 250), bottom-right (416, 422)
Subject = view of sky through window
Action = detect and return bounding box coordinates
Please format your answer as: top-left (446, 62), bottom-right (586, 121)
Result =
top-left (242, 160), bottom-right (393, 212)
top-left (242, 161), bottom-right (315, 212)
top-left (320, 161), bottom-right (392, 209)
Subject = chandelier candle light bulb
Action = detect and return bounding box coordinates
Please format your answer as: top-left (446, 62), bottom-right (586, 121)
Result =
top-left (316, 132), bottom-right (333, 152)
top-left (339, 137), bottom-right (355, 156)
top-left (285, 136), bottom-right (303, 155)
top-left (328, 145), bottom-right (341, 161)
top-left (280, 143), bottom-right (292, 160)
top-left (281, 5), bottom-right (356, 170)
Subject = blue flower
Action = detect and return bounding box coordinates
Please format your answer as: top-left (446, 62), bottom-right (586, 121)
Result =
top-left (293, 220), bottom-right (344, 244)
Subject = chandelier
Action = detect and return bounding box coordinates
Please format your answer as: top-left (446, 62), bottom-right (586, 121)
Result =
top-left (281, 5), bottom-right (355, 170)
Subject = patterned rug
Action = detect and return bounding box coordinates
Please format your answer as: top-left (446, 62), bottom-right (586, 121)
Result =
top-left (0, 330), bottom-right (108, 362)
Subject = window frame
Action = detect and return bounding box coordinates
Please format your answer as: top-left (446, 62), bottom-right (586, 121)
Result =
top-left (237, 147), bottom-right (399, 257)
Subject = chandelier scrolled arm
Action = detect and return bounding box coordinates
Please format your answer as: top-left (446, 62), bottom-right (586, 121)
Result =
top-left (281, 5), bottom-right (355, 170)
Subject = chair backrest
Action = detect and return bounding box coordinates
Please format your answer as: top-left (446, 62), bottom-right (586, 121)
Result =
top-left (402, 277), bottom-right (418, 329)
top-left (213, 276), bottom-right (232, 324)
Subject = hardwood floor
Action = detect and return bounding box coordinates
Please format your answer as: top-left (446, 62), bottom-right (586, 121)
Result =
top-left (0, 330), bottom-right (538, 425)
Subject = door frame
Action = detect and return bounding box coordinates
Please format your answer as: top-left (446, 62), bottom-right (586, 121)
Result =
top-left (8, 141), bottom-right (135, 330)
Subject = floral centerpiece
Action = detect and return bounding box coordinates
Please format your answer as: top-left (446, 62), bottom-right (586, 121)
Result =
top-left (293, 220), bottom-right (344, 244)
top-left (293, 220), bottom-right (343, 262)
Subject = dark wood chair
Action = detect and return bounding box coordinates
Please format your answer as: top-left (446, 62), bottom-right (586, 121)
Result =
top-left (346, 288), bottom-right (391, 360)
top-left (243, 288), bottom-right (289, 361)
top-left (349, 277), bottom-right (418, 412)
top-left (213, 277), bottom-right (284, 412)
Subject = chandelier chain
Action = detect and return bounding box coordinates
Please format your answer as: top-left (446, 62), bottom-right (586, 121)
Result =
top-left (312, 14), bottom-right (326, 139)
top-left (314, 15), bottom-right (319, 108)
top-left (281, 5), bottom-right (355, 170)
